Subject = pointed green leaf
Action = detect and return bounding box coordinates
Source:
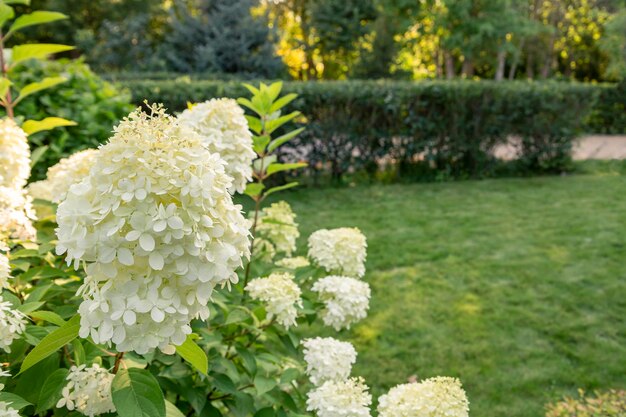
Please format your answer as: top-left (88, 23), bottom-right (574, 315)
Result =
top-left (175, 335), bottom-right (208, 375)
top-left (254, 375), bottom-right (276, 396)
top-left (0, 4), bottom-right (15, 28)
top-left (270, 93), bottom-right (297, 113)
top-left (237, 97), bottom-right (262, 115)
top-left (29, 310), bottom-right (66, 326)
top-left (266, 162), bottom-right (307, 176)
top-left (253, 135), bottom-right (270, 155)
top-left (11, 44), bottom-right (74, 67)
top-left (265, 111), bottom-right (300, 135)
top-left (268, 127), bottom-right (304, 152)
top-left (0, 77), bottom-right (11, 99)
top-left (19, 314), bottom-right (80, 374)
top-left (6, 11), bottom-right (68, 38)
top-left (245, 115), bottom-right (262, 134)
top-left (22, 117), bottom-right (76, 135)
top-left (29, 145), bottom-right (48, 168)
top-left (14, 76), bottom-right (66, 104)
top-left (36, 368), bottom-right (69, 413)
top-left (264, 182), bottom-right (299, 198)
top-left (112, 368), bottom-right (165, 417)
top-left (244, 183), bottom-right (265, 198)
top-left (267, 82), bottom-right (283, 102)
top-left (0, 392), bottom-right (30, 410)
top-left (242, 83), bottom-right (260, 96)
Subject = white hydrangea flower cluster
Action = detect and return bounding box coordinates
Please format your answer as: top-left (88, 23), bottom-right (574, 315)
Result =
top-left (0, 118), bottom-right (30, 190)
top-left (254, 237), bottom-right (276, 262)
top-left (306, 377), bottom-right (372, 417)
top-left (245, 272), bottom-right (302, 328)
top-left (55, 106), bottom-right (251, 354)
top-left (377, 377), bottom-right (469, 417)
top-left (0, 401), bottom-right (20, 417)
top-left (0, 365), bottom-right (10, 391)
top-left (312, 275), bottom-right (371, 331)
top-left (0, 252), bottom-right (10, 289)
top-left (0, 186), bottom-right (36, 242)
top-left (302, 337), bottom-right (357, 385)
top-left (178, 98), bottom-right (255, 194)
top-left (276, 256), bottom-right (310, 269)
top-left (31, 149), bottom-right (98, 203)
top-left (56, 364), bottom-right (116, 417)
top-left (308, 228), bottom-right (367, 278)
top-left (0, 295), bottom-right (27, 352)
top-left (256, 201), bottom-right (299, 257)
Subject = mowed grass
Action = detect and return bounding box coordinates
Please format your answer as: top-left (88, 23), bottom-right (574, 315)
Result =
top-left (271, 174), bottom-right (626, 417)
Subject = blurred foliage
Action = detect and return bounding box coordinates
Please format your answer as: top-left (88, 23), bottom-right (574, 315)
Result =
top-left (546, 389), bottom-right (626, 417)
top-left (2, 59), bottom-right (134, 180)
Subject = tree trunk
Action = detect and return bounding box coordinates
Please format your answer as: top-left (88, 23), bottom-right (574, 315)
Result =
top-left (508, 39), bottom-right (524, 80)
top-left (526, 54), bottom-right (534, 79)
top-left (495, 50), bottom-right (506, 81)
top-left (444, 51), bottom-right (455, 79)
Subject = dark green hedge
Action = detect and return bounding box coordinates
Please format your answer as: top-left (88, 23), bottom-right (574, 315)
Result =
top-left (120, 79), bottom-right (612, 180)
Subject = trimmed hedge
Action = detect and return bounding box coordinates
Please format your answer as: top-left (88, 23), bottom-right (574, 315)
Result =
top-left (120, 79), bottom-right (610, 180)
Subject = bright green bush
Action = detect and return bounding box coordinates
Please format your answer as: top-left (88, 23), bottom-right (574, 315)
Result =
top-left (7, 59), bottom-right (134, 180)
top-left (119, 79), bottom-right (603, 180)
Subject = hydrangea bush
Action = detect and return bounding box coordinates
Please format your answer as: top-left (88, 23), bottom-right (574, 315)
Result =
top-left (0, 73), bottom-right (470, 417)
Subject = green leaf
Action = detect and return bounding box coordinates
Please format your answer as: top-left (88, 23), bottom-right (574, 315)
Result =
top-left (264, 182), bottom-right (299, 198)
top-left (0, 77), bottom-right (11, 99)
top-left (29, 145), bottom-right (48, 168)
top-left (4, 0), bottom-right (30, 5)
top-left (72, 339), bottom-right (86, 365)
top-left (19, 314), bottom-right (80, 374)
top-left (254, 407), bottom-right (276, 417)
top-left (112, 368), bottom-right (165, 417)
top-left (10, 44), bottom-right (74, 67)
top-left (30, 310), bottom-right (66, 326)
top-left (242, 83), bottom-right (260, 96)
top-left (279, 368), bottom-right (300, 384)
top-left (14, 76), bottom-right (66, 104)
top-left (212, 373), bottom-right (237, 395)
top-left (224, 308), bottom-right (248, 325)
top-left (268, 127), bottom-right (304, 152)
top-left (270, 93), bottom-right (297, 113)
top-left (0, 392), bottom-right (31, 410)
top-left (237, 97), bottom-right (262, 115)
top-left (22, 117), bottom-right (76, 135)
top-left (245, 115), bottom-right (262, 134)
top-left (267, 82), bottom-right (283, 102)
top-left (244, 183), bottom-right (265, 198)
top-left (6, 11), bottom-right (68, 38)
top-left (16, 301), bottom-right (44, 313)
top-left (265, 111), bottom-right (300, 135)
top-left (253, 135), bottom-right (270, 155)
top-left (0, 4), bottom-right (15, 28)
top-left (36, 368), bottom-right (69, 413)
top-left (165, 400), bottom-right (186, 417)
top-left (254, 375), bottom-right (276, 396)
top-left (175, 335), bottom-right (208, 375)
top-left (266, 162), bottom-right (307, 176)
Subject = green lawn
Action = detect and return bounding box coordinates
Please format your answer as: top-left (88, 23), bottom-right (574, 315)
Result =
top-left (276, 174), bottom-right (626, 417)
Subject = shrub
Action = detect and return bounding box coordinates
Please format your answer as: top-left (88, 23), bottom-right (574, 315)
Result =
top-left (6, 59), bottom-right (134, 180)
top-left (585, 80), bottom-right (626, 134)
top-left (119, 79), bottom-right (603, 180)
top-left (546, 389), bottom-right (626, 417)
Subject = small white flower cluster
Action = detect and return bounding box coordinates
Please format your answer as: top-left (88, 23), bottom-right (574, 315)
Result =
top-left (256, 201), bottom-right (300, 257)
top-left (0, 365), bottom-right (10, 391)
top-left (0, 401), bottom-right (20, 417)
top-left (308, 228), bottom-right (367, 278)
top-left (377, 377), bottom-right (469, 417)
top-left (56, 106), bottom-right (251, 354)
top-left (178, 98), bottom-right (255, 194)
top-left (306, 377), bottom-right (372, 417)
top-left (302, 337), bottom-right (357, 385)
top-left (0, 118), bottom-right (30, 190)
top-left (0, 186), bottom-right (36, 242)
top-left (245, 272), bottom-right (302, 328)
top-left (0, 253), bottom-right (10, 289)
top-left (276, 256), bottom-right (310, 269)
top-left (57, 364), bottom-right (116, 417)
top-left (312, 275), bottom-right (371, 331)
top-left (0, 295), bottom-right (27, 352)
top-left (29, 149), bottom-right (98, 203)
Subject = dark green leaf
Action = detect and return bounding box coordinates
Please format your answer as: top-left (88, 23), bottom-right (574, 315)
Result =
top-left (36, 368), bottom-right (68, 413)
top-left (111, 368), bottom-right (165, 417)
top-left (211, 373), bottom-right (237, 395)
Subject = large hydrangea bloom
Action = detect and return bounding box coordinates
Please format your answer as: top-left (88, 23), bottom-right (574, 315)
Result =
top-left (55, 106), bottom-right (251, 354)
top-left (308, 228), bottom-right (367, 278)
top-left (255, 201), bottom-right (299, 257)
top-left (377, 377), bottom-right (469, 417)
top-left (0, 186), bottom-right (36, 242)
top-left (306, 377), bottom-right (372, 417)
top-left (276, 256), bottom-right (310, 269)
top-left (178, 98), bottom-right (255, 194)
top-left (245, 272), bottom-right (302, 328)
top-left (56, 364), bottom-right (116, 417)
top-left (0, 118), bottom-right (30, 190)
top-left (44, 149), bottom-right (99, 203)
top-left (0, 295), bottom-right (27, 352)
top-left (302, 337), bottom-right (357, 385)
top-left (312, 275), bottom-right (371, 331)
